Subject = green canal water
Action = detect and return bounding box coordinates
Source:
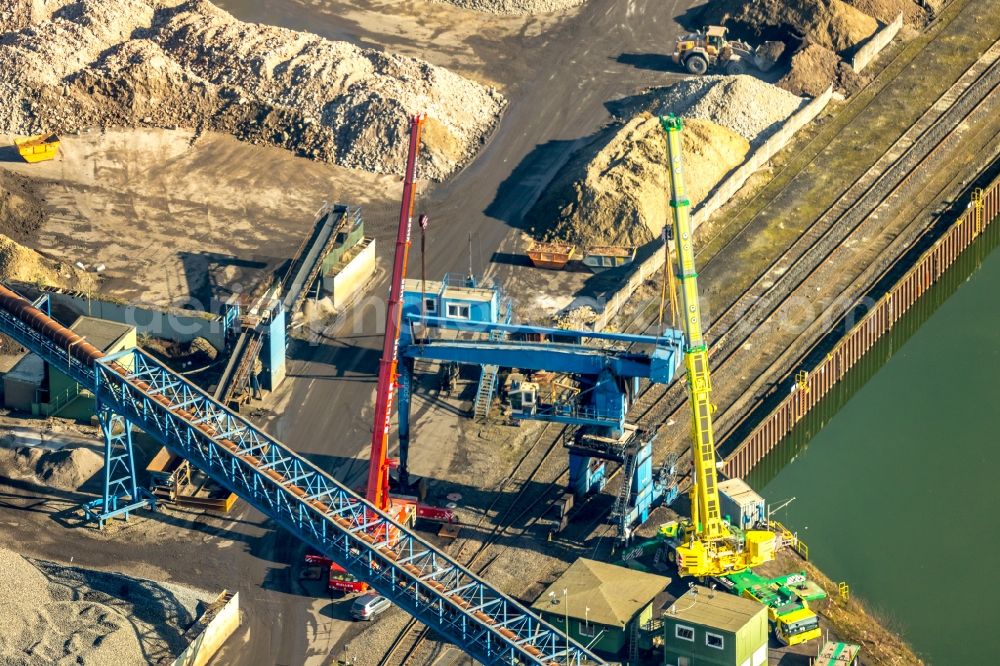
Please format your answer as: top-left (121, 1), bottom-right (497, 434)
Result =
top-left (746, 212), bottom-right (1000, 664)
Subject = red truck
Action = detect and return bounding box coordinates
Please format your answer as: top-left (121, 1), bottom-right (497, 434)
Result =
top-left (305, 554), bottom-right (369, 594)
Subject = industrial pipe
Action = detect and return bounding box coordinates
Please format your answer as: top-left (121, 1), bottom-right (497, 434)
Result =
top-left (0, 284), bottom-right (104, 366)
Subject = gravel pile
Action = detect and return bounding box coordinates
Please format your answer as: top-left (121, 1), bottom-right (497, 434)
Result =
top-left (0, 0), bottom-right (506, 178)
top-left (431, 0), bottom-right (585, 14)
top-left (844, 0), bottom-right (928, 25)
top-left (529, 115), bottom-right (749, 247)
top-left (0, 1), bottom-right (68, 33)
top-left (0, 1), bottom-right (32, 33)
top-left (0, 444), bottom-right (104, 491)
top-left (553, 306), bottom-right (598, 330)
top-left (0, 547), bottom-right (211, 665)
top-left (633, 76), bottom-right (805, 144)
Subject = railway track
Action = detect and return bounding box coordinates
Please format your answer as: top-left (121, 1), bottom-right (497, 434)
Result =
top-left (378, 423), bottom-right (571, 666)
top-left (629, 38), bottom-right (1000, 440)
top-left (374, 20), bottom-right (1000, 666)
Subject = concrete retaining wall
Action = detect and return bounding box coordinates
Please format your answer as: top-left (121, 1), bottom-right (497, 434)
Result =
top-left (852, 13), bottom-right (904, 73)
top-left (592, 86), bottom-right (834, 331)
top-left (170, 591), bottom-right (240, 666)
top-left (324, 237), bottom-right (376, 311)
top-left (18, 286), bottom-right (229, 349)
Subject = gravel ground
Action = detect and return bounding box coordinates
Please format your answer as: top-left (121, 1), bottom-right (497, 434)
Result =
top-left (0, 547), bottom-right (214, 665)
top-left (0, 0), bottom-right (506, 178)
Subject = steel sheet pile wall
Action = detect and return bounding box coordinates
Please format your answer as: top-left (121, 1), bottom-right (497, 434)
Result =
top-left (852, 13), bottom-right (904, 73)
top-left (593, 87), bottom-right (834, 332)
top-left (723, 177), bottom-right (1000, 479)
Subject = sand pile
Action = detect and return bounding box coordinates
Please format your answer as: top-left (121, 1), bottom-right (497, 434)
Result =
top-left (0, 0), bottom-right (505, 179)
top-left (433, 0), bottom-right (585, 13)
top-left (530, 115), bottom-right (749, 247)
top-left (630, 76), bottom-right (805, 143)
top-left (698, 0), bottom-right (878, 53)
top-left (779, 42), bottom-right (865, 96)
top-left (0, 547), bottom-right (210, 665)
top-left (36, 446), bottom-right (104, 489)
top-left (0, 550), bottom-right (144, 665)
top-left (0, 171), bottom-right (46, 242)
top-left (0, 234), bottom-right (96, 290)
top-left (0, 444), bottom-right (103, 491)
top-left (844, 0), bottom-right (928, 26)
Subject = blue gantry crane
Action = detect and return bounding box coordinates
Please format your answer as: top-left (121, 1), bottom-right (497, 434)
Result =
top-left (0, 282), bottom-right (603, 666)
top-left (396, 276), bottom-right (684, 537)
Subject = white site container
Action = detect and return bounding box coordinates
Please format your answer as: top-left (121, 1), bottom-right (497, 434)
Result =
top-left (718, 477), bottom-right (766, 530)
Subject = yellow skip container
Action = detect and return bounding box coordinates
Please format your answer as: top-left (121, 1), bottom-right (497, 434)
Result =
top-left (14, 133), bottom-right (60, 163)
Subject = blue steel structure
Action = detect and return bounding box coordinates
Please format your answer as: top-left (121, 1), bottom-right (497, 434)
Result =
top-left (81, 407), bottom-right (158, 527)
top-left (400, 314), bottom-right (682, 429)
top-left (397, 300), bottom-right (684, 537)
top-left (0, 284), bottom-right (603, 666)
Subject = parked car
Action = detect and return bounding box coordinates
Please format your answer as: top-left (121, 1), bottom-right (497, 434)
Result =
top-left (351, 594), bottom-right (391, 621)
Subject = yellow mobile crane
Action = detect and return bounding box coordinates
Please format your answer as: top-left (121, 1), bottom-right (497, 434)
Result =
top-left (658, 115), bottom-right (777, 578)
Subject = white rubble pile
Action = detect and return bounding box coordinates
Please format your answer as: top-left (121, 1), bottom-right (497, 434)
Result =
top-left (634, 75), bottom-right (805, 143)
top-left (0, 0), bottom-right (506, 178)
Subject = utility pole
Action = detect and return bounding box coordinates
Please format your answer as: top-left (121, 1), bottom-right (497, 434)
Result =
top-left (564, 588), bottom-right (569, 666)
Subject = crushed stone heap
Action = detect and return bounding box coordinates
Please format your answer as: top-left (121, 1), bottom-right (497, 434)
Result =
top-left (530, 115), bottom-right (750, 248)
top-left (432, 0), bottom-right (586, 13)
top-left (633, 75), bottom-right (805, 143)
top-left (0, 0), bottom-right (506, 179)
top-left (0, 546), bottom-right (211, 665)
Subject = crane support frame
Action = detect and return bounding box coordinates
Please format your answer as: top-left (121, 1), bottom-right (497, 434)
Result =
top-left (0, 283), bottom-right (604, 666)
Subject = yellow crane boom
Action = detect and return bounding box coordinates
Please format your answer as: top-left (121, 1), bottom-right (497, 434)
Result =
top-left (659, 115), bottom-right (775, 578)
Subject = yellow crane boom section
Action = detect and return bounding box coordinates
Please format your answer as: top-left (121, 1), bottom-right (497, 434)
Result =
top-left (661, 115), bottom-right (729, 541)
top-left (659, 115), bottom-right (775, 578)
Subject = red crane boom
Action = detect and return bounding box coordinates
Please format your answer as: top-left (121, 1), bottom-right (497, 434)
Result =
top-left (366, 114), bottom-right (425, 513)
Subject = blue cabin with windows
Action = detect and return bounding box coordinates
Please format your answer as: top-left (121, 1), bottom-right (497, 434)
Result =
top-left (402, 274), bottom-right (502, 330)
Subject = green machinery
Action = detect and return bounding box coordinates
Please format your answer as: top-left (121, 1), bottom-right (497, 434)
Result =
top-left (719, 570), bottom-right (825, 646)
top-left (618, 531), bottom-right (825, 647)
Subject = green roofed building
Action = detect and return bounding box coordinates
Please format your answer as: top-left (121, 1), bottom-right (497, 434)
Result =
top-left (44, 316), bottom-right (136, 420)
top-left (661, 585), bottom-right (768, 666)
top-left (531, 558), bottom-right (669, 657)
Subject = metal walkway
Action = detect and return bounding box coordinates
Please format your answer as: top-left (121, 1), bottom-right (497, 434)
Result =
top-left (0, 284), bottom-right (603, 666)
